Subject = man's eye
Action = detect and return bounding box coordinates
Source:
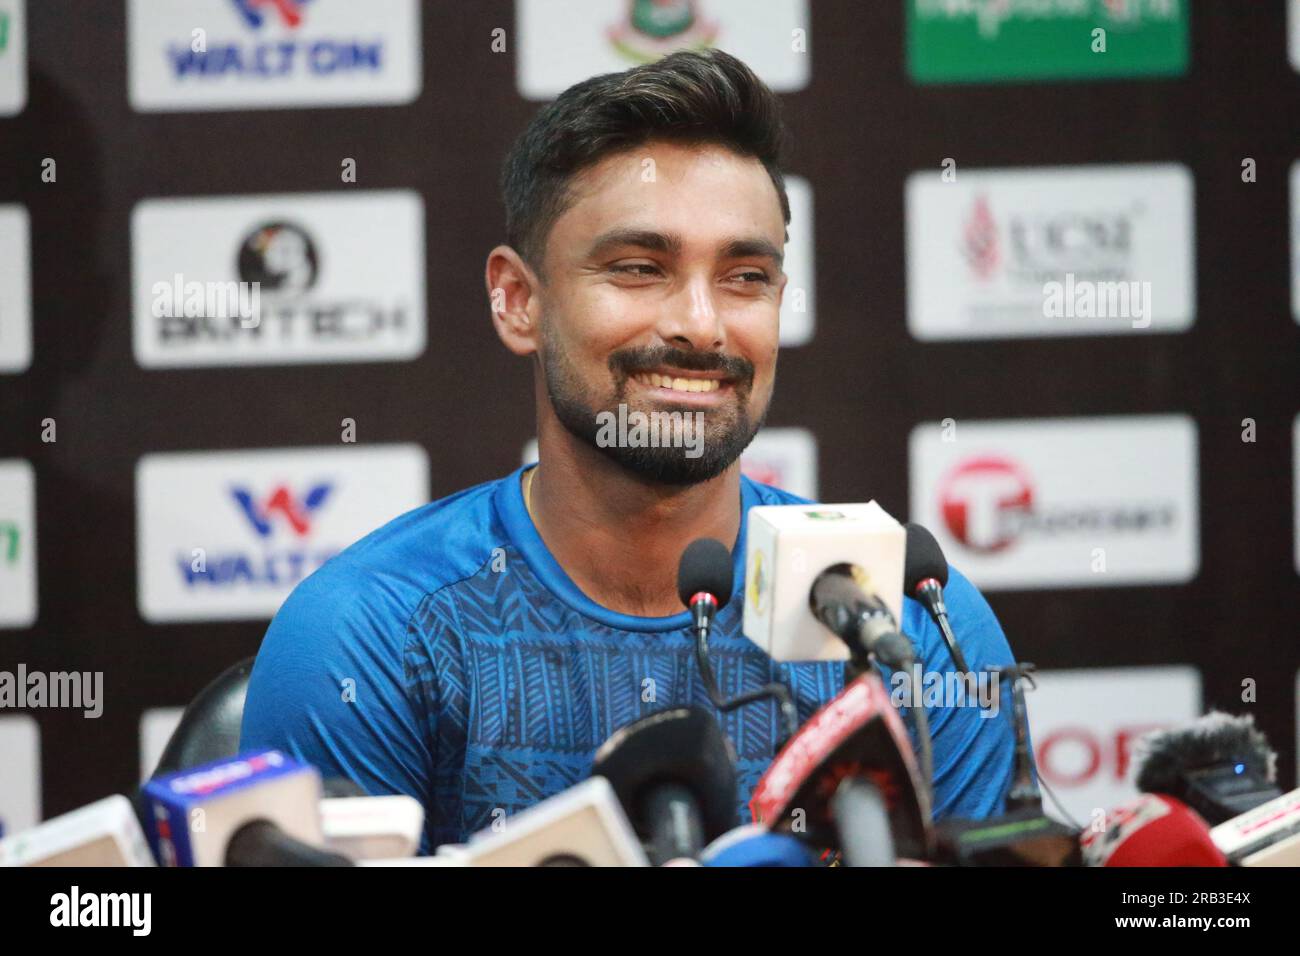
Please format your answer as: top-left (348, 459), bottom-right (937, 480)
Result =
top-left (733, 270), bottom-right (771, 284)
top-left (610, 264), bottom-right (660, 277)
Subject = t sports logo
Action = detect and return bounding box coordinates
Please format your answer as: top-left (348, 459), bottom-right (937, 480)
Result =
top-left (910, 415), bottom-right (1198, 590)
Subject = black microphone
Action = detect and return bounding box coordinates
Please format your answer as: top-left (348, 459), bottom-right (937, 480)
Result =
top-left (677, 539), bottom-right (798, 742)
top-left (904, 522), bottom-right (969, 674)
top-left (225, 821), bottom-right (354, 867)
top-left (677, 537), bottom-right (733, 643)
top-left (808, 563), bottom-right (916, 671)
top-left (1134, 712), bottom-right (1282, 825)
top-left (591, 707), bottom-right (738, 865)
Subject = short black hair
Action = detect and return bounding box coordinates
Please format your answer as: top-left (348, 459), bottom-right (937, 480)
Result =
top-left (501, 48), bottom-right (790, 272)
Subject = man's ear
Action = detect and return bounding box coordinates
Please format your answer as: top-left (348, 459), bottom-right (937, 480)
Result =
top-left (486, 245), bottom-right (541, 357)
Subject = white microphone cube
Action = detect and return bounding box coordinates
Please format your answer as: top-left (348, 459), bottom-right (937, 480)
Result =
top-left (743, 502), bottom-right (907, 662)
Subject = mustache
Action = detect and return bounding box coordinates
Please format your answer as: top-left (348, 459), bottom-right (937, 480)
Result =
top-left (608, 346), bottom-right (754, 384)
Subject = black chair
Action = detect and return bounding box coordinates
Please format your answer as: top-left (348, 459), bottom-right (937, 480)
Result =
top-left (151, 657), bottom-right (256, 778)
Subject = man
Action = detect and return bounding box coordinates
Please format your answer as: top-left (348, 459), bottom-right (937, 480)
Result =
top-left (240, 49), bottom-right (1019, 854)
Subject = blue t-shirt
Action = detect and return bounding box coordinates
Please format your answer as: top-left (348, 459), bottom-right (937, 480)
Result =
top-left (240, 466), bottom-right (1020, 853)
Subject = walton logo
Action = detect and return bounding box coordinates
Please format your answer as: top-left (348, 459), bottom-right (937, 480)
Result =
top-left (938, 457), bottom-right (1034, 553)
top-left (231, 483), bottom-right (332, 538)
top-left (177, 482), bottom-right (337, 588)
top-left (231, 0), bottom-right (312, 30)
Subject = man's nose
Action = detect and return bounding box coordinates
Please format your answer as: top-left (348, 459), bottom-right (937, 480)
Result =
top-left (656, 277), bottom-right (724, 352)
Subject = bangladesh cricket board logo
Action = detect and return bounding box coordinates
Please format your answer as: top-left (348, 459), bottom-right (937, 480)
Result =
top-left (747, 548), bottom-right (768, 615)
top-left (608, 0), bottom-right (718, 63)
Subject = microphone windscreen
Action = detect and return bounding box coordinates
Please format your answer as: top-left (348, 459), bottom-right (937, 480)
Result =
top-left (677, 538), bottom-right (734, 609)
top-left (1134, 711), bottom-right (1277, 809)
top-left (591, 707), bottom-right (738, 844)
top-left (904, 522), bottom-right (949, 589)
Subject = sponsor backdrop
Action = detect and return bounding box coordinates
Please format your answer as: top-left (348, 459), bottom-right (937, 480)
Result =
top-left (0, 1), bottom-right (1298, 829)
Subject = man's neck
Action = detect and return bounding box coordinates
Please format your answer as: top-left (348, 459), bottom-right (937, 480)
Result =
top-left (527, 427), bottom-right (742, 619)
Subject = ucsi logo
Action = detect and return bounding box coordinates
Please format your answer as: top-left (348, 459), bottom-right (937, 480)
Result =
top-left (938, 456), bottom-right (1034, 553)
top-left (1034, 723), bottom-right (1168, 788)
top-left (231, 483), bottom-right (331, 538)
top-left (231, 0), bottom-right (312, 30)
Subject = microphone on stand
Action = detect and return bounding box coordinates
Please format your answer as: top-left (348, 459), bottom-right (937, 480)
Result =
top-left (903, 522), bottom-right (969, 674)
top-left (677, 538), bottom-right (799, 743)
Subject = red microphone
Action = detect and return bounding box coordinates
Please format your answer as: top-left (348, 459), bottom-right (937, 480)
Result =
top-left (749, 671), bottom-right (931, 861)
top-left (1081, 793), bottom-right (1227, 867)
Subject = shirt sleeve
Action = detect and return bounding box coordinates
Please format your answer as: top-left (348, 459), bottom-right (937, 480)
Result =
top-left (915, 566), bottom-right (1028, 821)
top-left (238, 555), bottom-right (438, 852)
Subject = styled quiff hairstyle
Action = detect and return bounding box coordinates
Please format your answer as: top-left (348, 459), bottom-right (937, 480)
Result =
top-left (501, 48), bottom-right (791, 273)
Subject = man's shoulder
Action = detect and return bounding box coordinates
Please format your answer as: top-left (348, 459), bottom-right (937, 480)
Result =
top-left (742, 474), bottom-right (813, 508)
top-left (278, 471), bottom-right (514, 629)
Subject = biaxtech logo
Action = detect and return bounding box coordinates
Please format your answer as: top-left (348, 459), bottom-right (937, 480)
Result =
top-left (131, 190), bottom-right (426, 367)
top-left (910, 416), bottom-right (1199, 590)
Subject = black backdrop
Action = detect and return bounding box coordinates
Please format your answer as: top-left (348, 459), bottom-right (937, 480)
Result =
top-left (1, 0), bottom-right (1297, 820)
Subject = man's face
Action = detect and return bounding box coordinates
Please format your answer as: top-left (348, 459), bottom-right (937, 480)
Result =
top-left (535, 139), bottom-right (787, 485)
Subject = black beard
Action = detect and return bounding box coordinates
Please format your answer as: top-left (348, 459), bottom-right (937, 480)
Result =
top-left (541, 338), bottom-right (769, 486)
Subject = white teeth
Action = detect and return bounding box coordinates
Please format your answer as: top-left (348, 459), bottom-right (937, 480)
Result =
top-left (634, 372), bottom-right (721, 393)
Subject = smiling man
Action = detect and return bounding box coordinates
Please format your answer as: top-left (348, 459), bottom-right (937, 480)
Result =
top-left (240, 49), bottom-right (1020, 854)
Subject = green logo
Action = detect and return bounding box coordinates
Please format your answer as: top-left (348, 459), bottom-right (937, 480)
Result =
top-left (804, 510), bottom-right (846, 521)
top-left (906, 0), bottom-right (1189, 84)
top-left (0, 13), bottom-right (9, 54)
top-left (1, 521), bottom-right (18, 564)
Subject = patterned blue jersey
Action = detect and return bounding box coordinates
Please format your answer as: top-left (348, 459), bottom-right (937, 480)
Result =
top-left (240, 466), bottom-right (1021, 852)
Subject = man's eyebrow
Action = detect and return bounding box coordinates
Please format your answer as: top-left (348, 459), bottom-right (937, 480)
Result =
top-left (585, 228), bottom-right (682, 259)
top-left (585, 229), bottom-right (784, 268)
top-left (721, 237), bottom-right (784, 269)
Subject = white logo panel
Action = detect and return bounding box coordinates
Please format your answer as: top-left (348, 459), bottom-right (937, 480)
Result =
top-left (131, 190), bottom-right (426, 367)
top-left (0, 715), bottom-right (39, 831)
top-left (906, 164), bottom-right (1195, 340)
top-left (909, 415), bottom-right (1199, 590)
top-left (136, 444), bottom-right (429, 622)
top-left (516, 0), bottom-right (810, 101)
top-left (0, 205), bottom-right (31, 373)
top-left (1027, 666), bottom-right (1202, 826)
top-left (128, 0), bottom-right (421, 112)
top-left (0, 0), bottom-right (26, 116)
top-left (0, 459), bottom-right (36, 628)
